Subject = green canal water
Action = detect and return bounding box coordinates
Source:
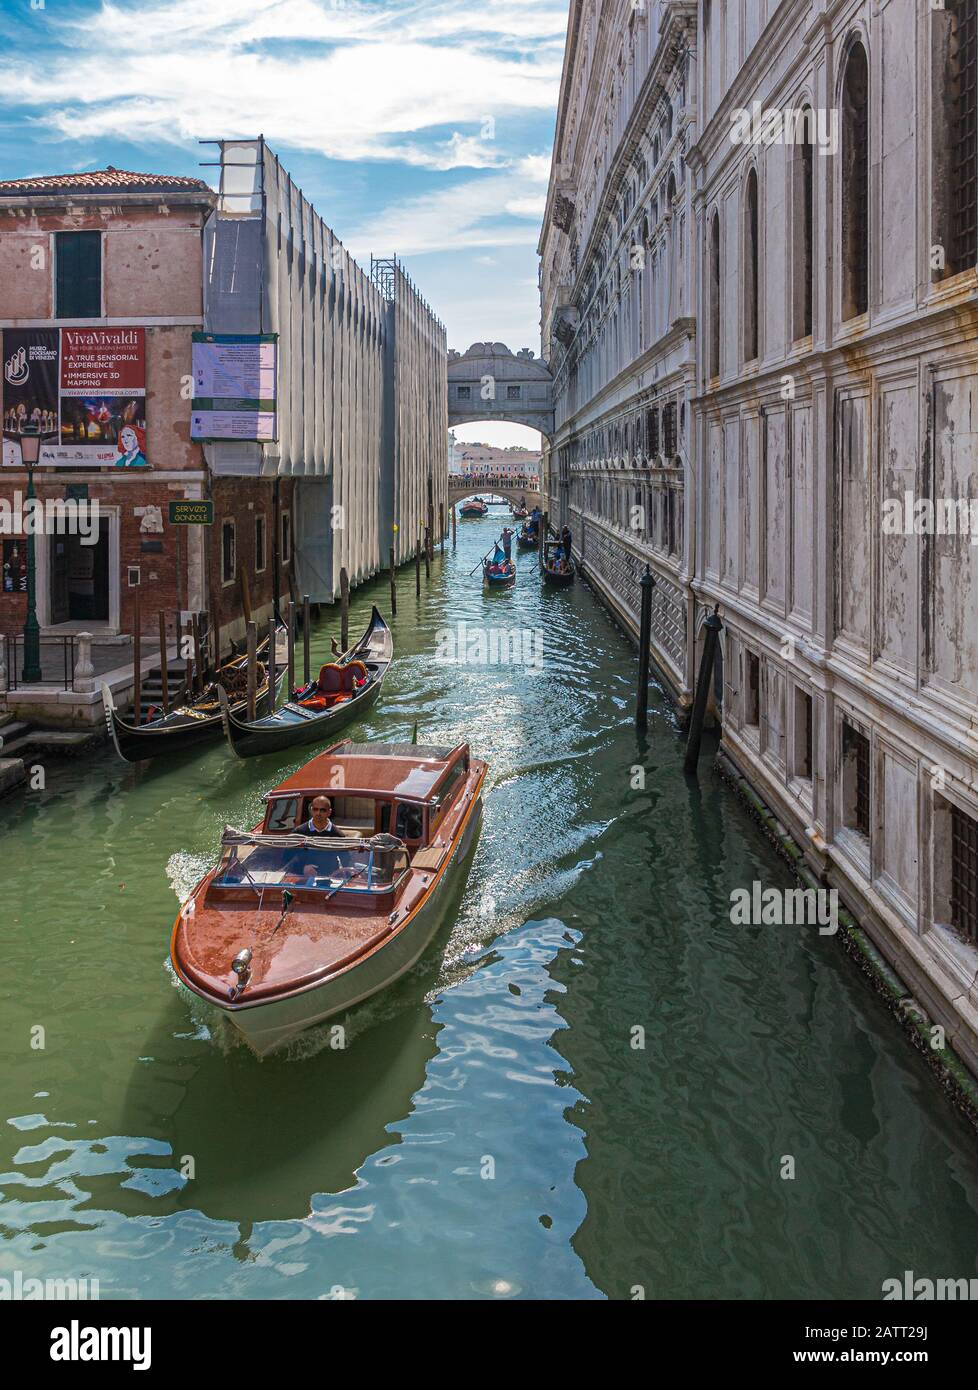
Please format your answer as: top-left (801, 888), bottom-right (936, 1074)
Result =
top-left (3, 509), bottom-right (978, 1300)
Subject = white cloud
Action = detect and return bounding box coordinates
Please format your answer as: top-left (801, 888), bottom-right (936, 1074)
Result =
top-left (346, 161), bottom-right (550, 258)
top-left (0, 0), bottom-right (565, 169)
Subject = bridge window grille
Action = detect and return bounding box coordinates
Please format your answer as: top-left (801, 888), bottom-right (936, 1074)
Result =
top-left (951, 804), bottom-right (978, 944)
top-left (948, 1), bottom-right (978, 275)
top-left (507, 385), bottom-right (521, 400)
top-left (841, 40), bottom-right (870, 319)
top-left (663, 403), bottom-right (677, 458)
top-left (457, 385), bottom-right (471, 400)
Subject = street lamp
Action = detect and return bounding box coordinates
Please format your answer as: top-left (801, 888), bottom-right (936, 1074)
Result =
top-left (17, 426), bottom-right (42, 684)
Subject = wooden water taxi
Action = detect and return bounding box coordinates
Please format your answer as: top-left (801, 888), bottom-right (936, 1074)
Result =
top-left (170, 739), bottom-right (487, 1056)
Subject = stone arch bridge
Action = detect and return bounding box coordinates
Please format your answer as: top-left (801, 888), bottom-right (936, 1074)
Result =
top-left (448, 479), bottom-right (541, 511)
top-left (447, 342), bottom-right (554, 438)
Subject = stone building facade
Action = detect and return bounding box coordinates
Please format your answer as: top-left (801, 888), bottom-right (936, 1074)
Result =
top-left (540, 0), bottom-right (699, 706)
top-left (0, 167), bottom-right (296, 665)
top-left (540, 0), bottom-right (978, 1074)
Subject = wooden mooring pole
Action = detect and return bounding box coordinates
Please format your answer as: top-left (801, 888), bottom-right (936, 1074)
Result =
top-left (389, 546), bottom-right (397, 617)
top-left (302, 594), bottom-right (311, 685)
top-left (246, 621), bottom-right (258, 721)
top-left (439, 502), bottom-right (445, 552)
top-left (267, 614), bottom-right (277, 705)
top-left (339, 567), bottom-right (350, 652)
top-left (287, 599), bottom-right (296, 695)
top-left (636, 565), bottom-right (655, 731)
top-left (192, 612), bottom-right (204, 696)
top-left (415, 539), bottom-right (421, 597)
top-left (158, 609), bottom-right (169, 715)
top-left (451, 504), bottom-right (457, 549)
top-left (132, 589), bottom-right (142, 726)
top-left (424, 528), bottom-right (431, 580)
top-left (683, 606), bottom-right (724, 776)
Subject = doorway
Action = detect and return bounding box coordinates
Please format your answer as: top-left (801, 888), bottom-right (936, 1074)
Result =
top-left (50, 518), bottom-right (110, 624)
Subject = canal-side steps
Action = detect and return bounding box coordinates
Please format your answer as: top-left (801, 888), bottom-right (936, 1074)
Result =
top-left (0, 710), bottom-right (103, 763)
top-left (122, 656), bottom-right (190, 721)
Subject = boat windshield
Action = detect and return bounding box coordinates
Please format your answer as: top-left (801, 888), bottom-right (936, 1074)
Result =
top-left (215, 841), bottom-right (406, 892)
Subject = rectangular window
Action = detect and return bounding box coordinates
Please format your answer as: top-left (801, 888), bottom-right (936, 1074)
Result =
top-left (951, 803), bottom-right (978, 943)
top-left (949, 1), bottom-right (978, 274)
top-left (507, 384), bottom-right (521, 400)
top-left (842, 719), bottom-right (871, 838)
top-left (221, 519), bottom-right (236, 585)
top-left (744, 651), bottom-right (760, 727)
top-left (457, 385), bottom-right (471, 401)
top-left (647, 407), bottom-right (660, 455)
top-left (281, 510), bottom-right (291, 565)
top-left (663, 402), bottom-right (677, 458)
top-left (794, 688), bottom-right (813, 780)
top-left (55, 231), bottom-right (101, 318)
top-left (255, 514), bottom-right (267, 572)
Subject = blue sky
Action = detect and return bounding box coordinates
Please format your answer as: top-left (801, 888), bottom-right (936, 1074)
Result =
top-left (0, 0), bottom-right (566, 446)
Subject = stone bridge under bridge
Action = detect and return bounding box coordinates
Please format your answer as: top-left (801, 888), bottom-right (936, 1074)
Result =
top-left (447, 342), bottom-right (554, 438)
top-left (448, 478), bottom-right (541, 511)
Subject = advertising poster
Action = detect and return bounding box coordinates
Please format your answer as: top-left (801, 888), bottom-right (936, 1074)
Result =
top-left (2, 327), bottom-right (148, 468)
top-left (2, 538), bottom-right (28, 593)
top-left (190, 333), bottom-right (277, 441)
top-left (2, 329), bottom-right (59, 466)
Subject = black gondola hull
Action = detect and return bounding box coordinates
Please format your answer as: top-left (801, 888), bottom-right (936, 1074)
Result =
top-left (221, 607), bottom-right (393, 759)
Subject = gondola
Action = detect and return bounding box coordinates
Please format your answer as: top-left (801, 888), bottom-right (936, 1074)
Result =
top-left (102, 625), bottom-right (286, 762)
top-left (483, 550), bottom-right (516, 588)
top-left (459, 498), bottom-right (489, 517)
top-left (511, 503), bottom-right (529, 520)
top-left (541, 538), bottom-right (576, 587)
top-left (219, 606), bottom-right (393, 759)
top-left (515, 522), bottom-right (538, 551)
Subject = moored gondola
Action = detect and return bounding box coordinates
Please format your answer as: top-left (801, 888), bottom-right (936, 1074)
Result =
top-left (220, 606), bottom-right (393, 759)
top-left (541, 538), bottom-right (575, 586)
top-left (102, 625), bottom-right (286, 762)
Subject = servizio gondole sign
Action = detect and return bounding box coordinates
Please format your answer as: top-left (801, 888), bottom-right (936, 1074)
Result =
top-left (1, 327), bottom-right (148, 468)
top-left (190, 333), bottom-right (277, 441)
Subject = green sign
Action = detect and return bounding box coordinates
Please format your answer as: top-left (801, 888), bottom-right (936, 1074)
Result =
top-left (169, 500), bottom-right (214, 526)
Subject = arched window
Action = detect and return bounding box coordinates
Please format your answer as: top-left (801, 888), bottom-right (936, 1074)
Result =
top-left (793, 107), bottom-right (815, 337)
top-left (709, 210), bottom-right (721, 379)
top-left (841, 39), bottom-right (869, 319)
top-left (947, 1), bottom-right (977, 275)
top-left (744, 168), bottom-right (759, 361)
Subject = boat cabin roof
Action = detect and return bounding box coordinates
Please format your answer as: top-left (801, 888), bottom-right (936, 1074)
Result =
top-left (270, 740), bottom-right (465, 804)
